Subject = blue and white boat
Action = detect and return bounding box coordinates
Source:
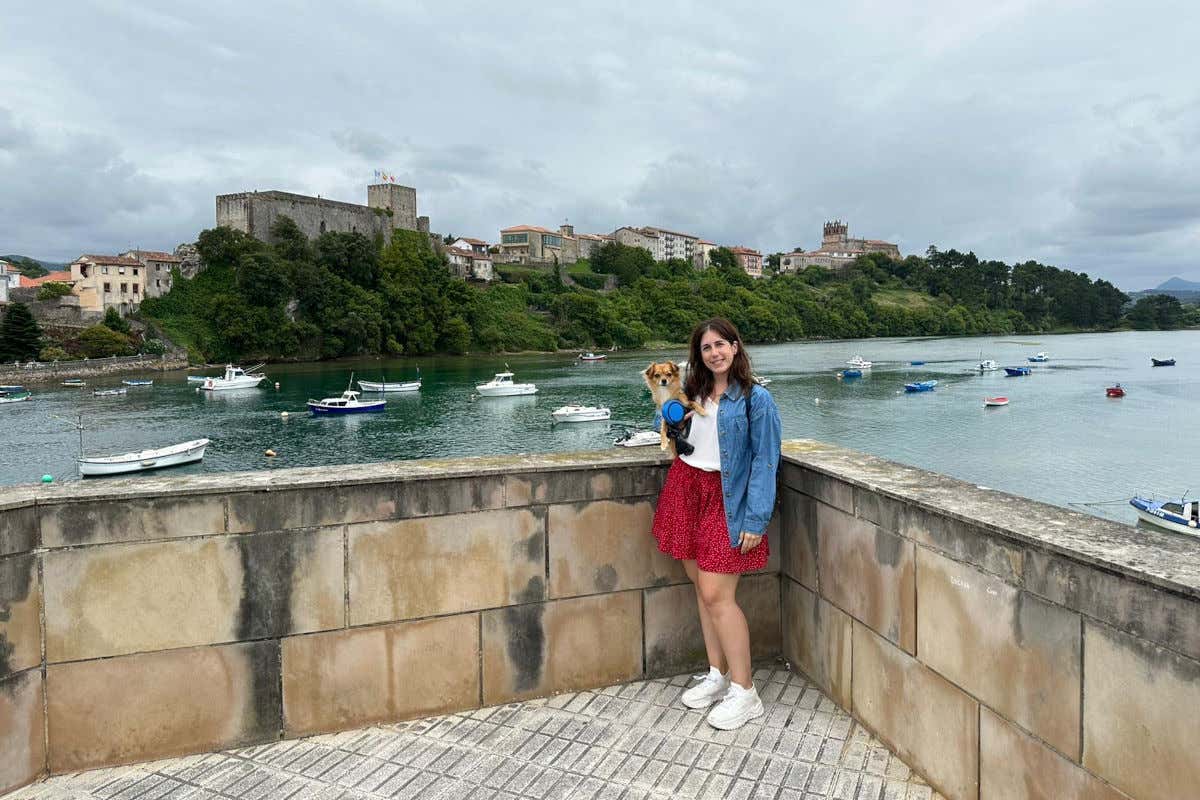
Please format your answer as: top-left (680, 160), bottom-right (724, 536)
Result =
top-left (1005, 366), bottom-right (1031, 377)
top-left (910, 360), bottom-right (926, 366)
top-left (122, 379), bottom-right (154, 387)
top-left (1130, 496), bottom-right (1199, 538)
top-left (307, 389), bottom-right (386, 415)
top-left (1027, 352), bottom-right (1049, 362)
top-left (903, 380), bottom-right (938, 392)
top-left (837, 369), bottom-right (863, 380)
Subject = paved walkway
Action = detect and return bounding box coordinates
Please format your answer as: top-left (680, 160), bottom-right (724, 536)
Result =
top-left (12, 664), bottom-right (944, 800)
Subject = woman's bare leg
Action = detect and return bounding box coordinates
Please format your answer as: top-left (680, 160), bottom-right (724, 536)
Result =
top-left (683, 559), bottom-right (727, 673)
top-left (694, 569), bottom-right (752, 688)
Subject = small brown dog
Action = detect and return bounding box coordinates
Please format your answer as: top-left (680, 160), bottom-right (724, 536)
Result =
top-left (642, 361), bottom-right (707, 454)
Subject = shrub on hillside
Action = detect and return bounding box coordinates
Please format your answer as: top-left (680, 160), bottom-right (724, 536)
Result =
top-left (77, 325), bottom-right (134, 358)
top-left (38, 345), bottom-right (69, 362)
top-left (36, 281), bottom-right (73, 300)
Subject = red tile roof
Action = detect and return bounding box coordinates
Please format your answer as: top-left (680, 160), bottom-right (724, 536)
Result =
top-left (126, 250), bottom-right (183, 263)
top-left (22, 271), bottom-right (74, 287)
top-left (457, 237), bottom-right (488, 246)
top-left (729, 247), bottom-right (762, 256)
top-left (76, 254), bottom-right (141, 267)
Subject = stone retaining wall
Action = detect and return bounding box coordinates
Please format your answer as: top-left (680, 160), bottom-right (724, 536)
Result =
top-left (778, 440), bottom-right (1200, 800)
top-left (0, 354), bottom-right (188, 385)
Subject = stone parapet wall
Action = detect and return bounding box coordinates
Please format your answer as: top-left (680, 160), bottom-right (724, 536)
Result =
top-left (0, 450), bottom-right (780, 794)
top-left (0, 354), bottom-right (187, 385)
top-left (778, 440), bottom-right (1200, 800)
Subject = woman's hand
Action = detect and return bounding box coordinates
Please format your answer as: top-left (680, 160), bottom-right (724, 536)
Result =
top-left (738, 531), bottom-right (762, 554)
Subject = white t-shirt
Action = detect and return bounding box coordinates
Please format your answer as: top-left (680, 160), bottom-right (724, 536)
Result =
top-left (680, 397), bottom-right (721, 472)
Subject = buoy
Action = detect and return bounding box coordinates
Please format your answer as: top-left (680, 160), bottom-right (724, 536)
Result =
top-left (41, 474), bottom-right (53, 483)
top-left (814, 398), bottom-right (820, 404)
top-left (265, 449), bottom-right (277, 457)
top-left (280, 411), bottom-right (289, 418)
top-left (275, 382), bottom-right (280, 390)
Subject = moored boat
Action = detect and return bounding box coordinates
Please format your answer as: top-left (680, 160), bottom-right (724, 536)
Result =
top-left (578, 352), bottom-right (607, 362)
top-left (357, 378), bottom-right (421, 393)
top-left (122, 379), bottom-right (154, 386)
top-left (1004, 367), bottom-right (1031, 377)
top-left (551, 405), bottom-right (611, 422)
top-left (476, 370), bottom-right (537, 396)
top-left (92, 388), bottom-right (127, 397)
top-left (613, 428), bottom-right (660, 448)
top-left (0, 387), bottom-right (31, 404)
top-left (978, 359), bottom-right (999, 371)
top-left (903, 380), bottom-right (938, 393)
top-left (186, 375), bottom-right (211, 383)
top-left (1106, 384), bottom-right (1125, 398)
top-left (753, 375), bottom-right (772, 386)
top-left (1151, 358), bottom-right (1176, 367)
top-left (62, 379), bottom-right (86, 387)
top-left (79, 438), bottom-right (210, 477)
top-left (846, 355), bottom-right (873, 369)
top-left (201, 364), bottom-right (267, 391)
top-left (1028, 352), bottom-right (1049, 362)
top-left (910, 360), bottom-right (926, 366)
top-left (837, 369), bottom-right (862, 380)
top-left (984, 396), bottom-right (1009, 407)
top-left (307, 390), bottom-right (386, 415)
top-left (1130, 496), bottom-right (1199, 538)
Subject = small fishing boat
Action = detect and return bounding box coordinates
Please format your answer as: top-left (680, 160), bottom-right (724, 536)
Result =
top-left (613, 428), bottom-right (660, 448)
top-left (79, 438), bottom-right (210, 477)
top-left (1106, 384), bottom-right (1126, 398)
top-left (903, 380), bottom-right (938, 393)
top-left (837, 369), bottom-right (863, 380)
top-left (753, 375), bottom-right (772, 386)
top-left (0, 387), bottom-right (31, 404)
top-left (0, 385), bottom-right (24, 392)
top-left (1130, 496), bottom-right (1199, 538)
top-left (186, 375), bottom-right (211, 383)
top-left (551, 405), bottom-right (611, 422)
top-left (1027, 352), bottom-right (1049, 362)
top-left (910, 360), bottom-right (926, 366)
top-left (1151, 358), bottom-right (1176, 367)
top-left (578, 352), bottom-right (607, 362)
top-left (978, 359), bottom-right (999, 371)
top-left (1004, 367), bottom-right (1031, 377)
top-left (62, 379), bottom-right (86, 387)
top-left (984, 396), bottom-right (1009, 407)
top-left (122, 379), bottom-right (154, 387)
top-left (846, 355), bottom-right (873, 369)
top-left (201, 364), bottom-right (267, 391)
top-left (477, 370), bottom-right (537, 397)
top-left (357, 378), bottom-right (421, 393)
top-left (92, 388), bottom-right (127, 397)
top-left (307, 389), bottom-right (386, 415)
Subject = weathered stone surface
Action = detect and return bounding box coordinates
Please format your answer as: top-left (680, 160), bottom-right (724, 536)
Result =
top-left (0, 503), bottom-right (36, 556)
top-left (0, 669), bottom-right (45, 795)
top-left (780, 464), bottom-right (854, 513)
top-left (349, 508), bottom-right (544, 625)
top-left (779, 489), bottom-right (817, 589)
top-left (282, 614), bottom-right (479, 736)
top-left (548, 500), bottom-right (684, 598)
top-left (481, 591), bottom-right (641, 704)
top-left (899, 504), bottom-right (1024, 584)
top-left (852, 622), bottom-right (978, 800)
top-left (853, 486), bottom-right (904, 533)
top-left (916, 547), bottom-right (1081, 756)
top-left (40, 494), bottom-right (226, 548)
top-left (980, 708), bottom-right (1130, 800)
top-left (44, 527), bottom-right (344, 661)
top-left (47, 640), bottom-right (281, 772)
top-left (227, 483), bottom-right (402, 532)
top-left (505, 467), bottom-right (665, 508)
top-left (1083, 622), bottom-right (1200, 800)
top-left (0, 552), bottom-right (41, 679)
top-left (1026, 548), bottom-right (1200, 662)
top-left (781, 578), bottom-right (851, 708)
top-left (818, 502), bottom-right (915, 652)
top-left (643, 574), bottom-right (781, 677)
top-left (399, 476), bottom-right (506, 518)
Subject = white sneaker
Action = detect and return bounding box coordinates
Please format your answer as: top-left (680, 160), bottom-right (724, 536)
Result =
top-left (706, 681), bottom-right (764, 730)
top-left (680, 666), bottom-right (730, 709)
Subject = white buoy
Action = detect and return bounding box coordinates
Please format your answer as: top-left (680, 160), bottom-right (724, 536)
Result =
top-left (814, 397), bottom-right (820, 404)
top-left (275, 382), bottom-right (280, 390)
top-left (280, 411), bottom-right (289, 418)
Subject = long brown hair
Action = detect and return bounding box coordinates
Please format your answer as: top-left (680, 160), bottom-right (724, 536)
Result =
top-left (684, 317), bottom-right (753, 402)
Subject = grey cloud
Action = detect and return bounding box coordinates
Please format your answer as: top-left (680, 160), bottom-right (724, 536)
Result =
top-left (331, 129), bottom-right (395, 162)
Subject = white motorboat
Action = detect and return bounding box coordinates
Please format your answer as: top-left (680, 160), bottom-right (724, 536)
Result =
top-left (551, 405), bottom-right (611, 423)
top-left (79, 438), bottom-right (210, 477)
top-left (978, 359), bottom-right (999, 371)
top-left (846, 355), bottom-right (873, 369)
top-left (201, 363), bottom-right (267, 391)
top-left (753, 375), bottom-right (772, 386)
top-left (578, 352), bottom-right (607, 362)
top-left (614, 429), bottom-right (660, 447)
top-left (1130, 496), bottom-right (1199, 538)
top-left (358, 378), bottom-right (421, 393)
top-left (307, 390), bottom-right (386, 415)
top-left (92, 388), bottom-right (127, 397)
top-left (122, 379), bottom-right (154, 386)
top-left (477, 371), bottom-right (537, 397)
top-left (62, 379), bottom-right (86, 387)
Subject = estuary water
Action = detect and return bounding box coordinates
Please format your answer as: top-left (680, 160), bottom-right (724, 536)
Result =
top-left (2, 330), bottom-right (1197, 527)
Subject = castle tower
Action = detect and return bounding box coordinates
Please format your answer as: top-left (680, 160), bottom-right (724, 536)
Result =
top-left (822, 220), bottom-right (848, 249)
top-left (367, 183), bottom-right (418, 231)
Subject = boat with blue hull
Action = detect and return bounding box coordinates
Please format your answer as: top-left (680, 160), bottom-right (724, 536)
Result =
top-left (904, 380), bottom-right (938, 392)
top-left (837, 369), bottom-right (863, 380)
top-left (1152, 358), bottom-right (1176, 367)
top-left (1130, 496), bottom-right (1199, 538)
top-left (1005, 367), bottom-right (1031, 377)
top-left (307, 390), bottom-right (386, 415)
top-left (1028, 352), bottom-right (1049, 362)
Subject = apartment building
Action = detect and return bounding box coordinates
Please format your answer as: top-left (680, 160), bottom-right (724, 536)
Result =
top-left (69, 254), bottom-right (145, 313)
top-left (498, 225), bottom-right (565, 264)
top-left (120, 250), bottom-right (181, 298)
top-left (729, 247), bottom-right (763, 278)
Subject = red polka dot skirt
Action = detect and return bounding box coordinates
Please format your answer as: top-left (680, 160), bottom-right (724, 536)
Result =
top-left (652, 458), bottom-right (769, 574)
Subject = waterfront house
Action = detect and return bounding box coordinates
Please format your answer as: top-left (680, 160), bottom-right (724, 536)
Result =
top-left (120, 250), bottom-right (182, 298)
top-left (69, 254), bottom-right (144, 313)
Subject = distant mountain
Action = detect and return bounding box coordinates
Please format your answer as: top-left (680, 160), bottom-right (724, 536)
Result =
top-left (1155, 276), bottom-right (1200, 291)
top-left (0, 254), bottom-right (70, 279)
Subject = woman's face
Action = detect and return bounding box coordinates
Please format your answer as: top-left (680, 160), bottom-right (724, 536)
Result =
top-left (699, 329), bottom-right (737, 379)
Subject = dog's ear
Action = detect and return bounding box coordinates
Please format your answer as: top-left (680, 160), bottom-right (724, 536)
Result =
top-left (666, 361), bottom-right (680, 378)
top-left (643, 363), bottom-right (655, 380)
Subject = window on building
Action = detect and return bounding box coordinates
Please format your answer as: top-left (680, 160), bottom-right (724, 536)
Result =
top-left (120, 283), bottom-right (127, 293)
top-left (102, 266), bottom-right (109, 275)
top-left (156, 279), bottom-right (161, 288)
top-left (118, 267), bottom-right (126, 274)
top-left (501, 233), bottom-right (529, 245)
top-left (155, 265), bottom-right (161, 271)
top-left (320, 221), bottom-right (327, 234)
top-left (133, 268), bottom-right (138, 276)
top-left (103, 282), bottom-right (111, 293)
top-left (132, 285), bottom-right (139, 295)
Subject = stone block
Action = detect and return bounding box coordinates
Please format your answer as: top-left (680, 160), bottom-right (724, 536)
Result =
top-left (853, 487), bottom-right (904, 533)
top-left (283, 614), bottom-right (479, 737)
top-left (0, 504), bottom-right (36, 556)
top-left (852, 622), bottom-right (978, 800)
top-left (399, 476), bottom-right (506, 518)
top-left (227, 483), bottom-right (402, 532)
top-left (0, 553), bottom-right (41, 679)
top-left (781, 578), bottom-right (851, 708)
top-left (349, 508), bottom-right (544, 626)
top-left (779, 489), bottom-right (817, 589)
top-left (40, 494), bottom-right (226, 548)
top-left (980, 708), bottom-right (1130, 800)
top-left (780, 464), bottom-right (853, 513)
top-left (644, 574), bottom-right (781, 676)
top-left (1083, 622), bottom-right (1200, 800)
top-left (0, 669), bottom-right (45, 794)
top-left (898, 504), bottom-right (1023, 584)
top-left (481, 591), bottom-right (642, 704)
top-left (505, 467), bottom-right (665, 508)
top-left (1026, 548), bottom-right (1200, 662)
top-left (47, 640), bottom-right (281, 772)
top-left (916, 547), bottom-right (1081, 756)
top-left (817, 503), bottom-right (915, 652)
top-left (44, 527), bottom-right (344, 662)
top-left (548, 500), bottom-right (685, 598)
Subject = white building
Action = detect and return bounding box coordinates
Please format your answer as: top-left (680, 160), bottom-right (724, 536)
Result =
top-left (0, 260), bottom-right (18, 304)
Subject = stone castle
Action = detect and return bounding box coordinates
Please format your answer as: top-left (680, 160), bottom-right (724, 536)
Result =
top-left (780, 220), bottom-right (901, 272)
top-left (215, 184), bottom-right (428, 245)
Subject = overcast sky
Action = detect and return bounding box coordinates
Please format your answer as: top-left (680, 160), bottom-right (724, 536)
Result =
top-left (2, 1), bottom-right (1198, 289)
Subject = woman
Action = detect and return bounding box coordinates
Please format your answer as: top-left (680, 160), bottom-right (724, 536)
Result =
top-left (651, 317), bottom-right (782, 730)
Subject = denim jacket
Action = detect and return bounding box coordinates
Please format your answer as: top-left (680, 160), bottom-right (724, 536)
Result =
top-left (658, 383), bottom-right (783, 547)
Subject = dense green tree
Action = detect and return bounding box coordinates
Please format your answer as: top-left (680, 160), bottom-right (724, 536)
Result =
top-left (316, 231), bottom-right (380, 289)
top-left (77, 324), bottom-right (132, 358)
top-left (0, 303), bottom-right (43, 362)
top-left (103, 306), bottom-right (131, 335)
top-left (1126, 294), bottom-right (1186, 330)
top-left (269, 216), bottom-right (312, 263)
top-left (591, 242), bottom-right (655, 286)
top-left (36, 281), bottom-right (73, 300)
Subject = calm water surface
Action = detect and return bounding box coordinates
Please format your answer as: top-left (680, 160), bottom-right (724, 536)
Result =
top-left (2, 330), bottom-right (1197, 527)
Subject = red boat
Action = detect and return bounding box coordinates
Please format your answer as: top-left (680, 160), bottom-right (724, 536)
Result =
top-left (984, 396), bottom-right (1009, 407)
top-left (1106, 384), bottom-right (1125, 398)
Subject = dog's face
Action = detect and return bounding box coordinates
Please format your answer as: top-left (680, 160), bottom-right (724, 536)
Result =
top-left (643, 361), bottom-right (682, 392)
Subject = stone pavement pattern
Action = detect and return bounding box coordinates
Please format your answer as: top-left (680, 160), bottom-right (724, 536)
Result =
top-left (11, 665), bottom-right (945, 800)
